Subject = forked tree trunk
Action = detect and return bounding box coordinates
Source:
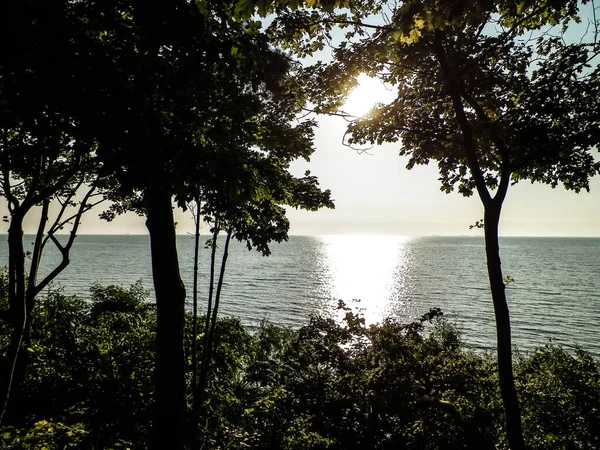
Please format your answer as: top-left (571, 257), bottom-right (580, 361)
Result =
top-left (484, 202), bottom-right (526, 450)
top-left (196, 230), bottom-right (231, 448)
top-left (433, 29), bottom-right (526, 448)
top-left (145, 185), bottom-right (186, 450)
top-left (7, 200), bottom-right (50, 422)
top-left (0, 213), bottom-right (27, 425)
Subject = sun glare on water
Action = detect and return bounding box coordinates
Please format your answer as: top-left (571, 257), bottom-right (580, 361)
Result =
top-left (319, 235), bottom-right (414, 324)
top-left (342, 74), bottom-right (394, 118)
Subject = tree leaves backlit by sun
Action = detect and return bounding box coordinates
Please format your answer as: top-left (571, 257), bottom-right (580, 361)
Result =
top-left (248, 1), bottom-right (600, 449)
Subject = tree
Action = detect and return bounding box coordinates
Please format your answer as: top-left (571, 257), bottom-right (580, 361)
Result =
top-left (265, 1), bottom-right (600, 448)
top-left (0, 0), bottom-right (105, 424)
top-left (79, 1), bottom-right (333, 447)
top-left (188, 67), bottom-right (334, 440)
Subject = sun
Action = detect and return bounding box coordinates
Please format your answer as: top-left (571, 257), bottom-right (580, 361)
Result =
top-left (342, 74), bottom-right (393, 118)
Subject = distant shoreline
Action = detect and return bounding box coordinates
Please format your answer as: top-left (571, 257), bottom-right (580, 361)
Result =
top-left (1, 233), bottom-right (599, 239)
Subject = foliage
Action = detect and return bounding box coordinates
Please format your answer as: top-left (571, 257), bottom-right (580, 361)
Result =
top-left (186, 316), bottom-right (257, 448)
top-left (1, 420), bottom-right (89, 450)
top-left (87, 0), bottom-right (334, 252)
top-left (241, 307), bottom-right (503, 450)
top-left (265, 3), bottom-right (600, 448)
top-left (89, 281), bottom-right (150, 319)
top-left (516, 346), bottom-right (600, 450)
top-left (1, 283), bottom-right (156, 449)
top-left (266, 1), bottom-right (600, 197)
top-left (2, 280), bottom-right (600, 450)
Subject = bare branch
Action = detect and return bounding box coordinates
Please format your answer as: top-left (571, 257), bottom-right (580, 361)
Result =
top-left (342, 129), bottom-right (373, 154)
top-left (33, 182), bottom-right (102, 296)
top-left (320, 19), bottom-right (389, 31)
top-left (23, 153), bottom-right (46, 206)
top-left (593, 0), bottom-right (599, 45)
top-left (29, 152), bottom-right (84, 207)
top-left (42, 178), bottom-right (86, 246)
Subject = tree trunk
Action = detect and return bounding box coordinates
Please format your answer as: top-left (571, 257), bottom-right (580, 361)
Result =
top-left (188, 201), bottom-right (202, 450)
top-left (193, 223), bottom-right (219, 447)
top-left (207, 231), bottom-right (231, 366)
top-left (145, 185), bottom-right (186, 450)
top-left (484, 202), bottom-right (526, 450)
top-left (197, 230), bottom-right (231, 448)
top-left (0, 213), bottom-right (27, 425)
top-left (7, 213), bottom-right (26, 321)
top-left (24, 200), bottom-right (50, 341)
top-left (191, 200), bottom-right (201, 420)
top-left (7, 200), bottom-right (51, 422)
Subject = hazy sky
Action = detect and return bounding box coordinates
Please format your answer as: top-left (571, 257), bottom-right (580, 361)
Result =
top-left (14, 100), bottom-right (598, 238)
top-left (4, 8), bottom-right (600, 238)
top-left (105, 76), bottom-right (600, 238)
top-left (284, 111), bottom-right (600, 237)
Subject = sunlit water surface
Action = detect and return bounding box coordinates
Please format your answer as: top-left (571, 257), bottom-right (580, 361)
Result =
top-left (3, 235), bottom-right (599, 355)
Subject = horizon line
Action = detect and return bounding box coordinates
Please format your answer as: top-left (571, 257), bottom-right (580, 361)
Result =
top-left (3, 232), bottom-right (599, 238)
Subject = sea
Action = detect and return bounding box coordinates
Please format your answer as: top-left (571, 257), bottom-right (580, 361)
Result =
top-left (2, 235), bottom-right (599, 356)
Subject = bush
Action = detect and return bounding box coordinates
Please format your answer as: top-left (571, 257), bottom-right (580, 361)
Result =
top-left (240, 307), bottom-right (502, 450)
top-left (0, 419), bottom-right (89, 449)
top-left (517, 345), bottom-right (600, 450)
top-left (6, 283), bottom-right (156, 449)
top-left (2, 284), bottom-right (600, 450)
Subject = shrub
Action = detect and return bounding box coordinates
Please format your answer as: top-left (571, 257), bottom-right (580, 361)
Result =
top-left (7, 283), bottom-right (155, 449)
top-left (3, 283), bottom-right (600, 450)
top-left (241, 307), bottom-right (502, 450)
top-left (0, 419), bottom-right (89, 449)
top-left (517, 345), bottom-right (600, 450)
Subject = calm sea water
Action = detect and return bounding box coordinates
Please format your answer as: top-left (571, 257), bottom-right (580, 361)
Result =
top-left (3, 235), bottom-right (599, 355)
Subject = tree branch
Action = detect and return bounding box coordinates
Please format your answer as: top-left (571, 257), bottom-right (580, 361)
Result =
top-left (433, 29), bottom-right (491, 204)
top-left (460, 92), bottom-right (506, 165)
top-left (32, 182), bottom-right (100, 297)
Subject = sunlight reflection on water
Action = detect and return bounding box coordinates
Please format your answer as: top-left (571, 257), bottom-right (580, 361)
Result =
top-left (317, 235), bottom-right (415, 324)
top-left (5, 234), bottom-right (599, 355)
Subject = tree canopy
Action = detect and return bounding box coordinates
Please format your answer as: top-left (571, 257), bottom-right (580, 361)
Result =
top-left (0, 1), bottom-right (334, 444)
top-left (260, 1), bottom-right (600, 449)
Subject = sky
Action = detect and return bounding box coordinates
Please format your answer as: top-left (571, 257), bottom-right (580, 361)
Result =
top-left (4, 7), bottom-right (600, 238)
top-left (78, 74), bottom-right (600, 238)
top-left (16, 100), bottom-right (598, 238)
top-left (279, 4), bottom-right (600, 237)
top-left (284, 113), bottom-right (600, 237)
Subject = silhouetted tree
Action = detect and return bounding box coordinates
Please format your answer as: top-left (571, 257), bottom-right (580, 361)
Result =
top-left (0, 0), bottom-right (105, 423)
top-left (265, 1), bottom-right (600, 447)
top-left (81, 1), bottom-right (333, 448)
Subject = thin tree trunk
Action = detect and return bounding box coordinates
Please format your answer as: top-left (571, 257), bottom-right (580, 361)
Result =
top-left (203, 221), bottom-right (219, 352)
top-left (433, 29), bottom-right (526, 449)
top-left (0, 212), bottom-right (27, 426)
top-left (189, 199), bottom-right (202, 449)
top-left (197, 230), bottom-right (231, 448)
top-left (22, 199), bottom-right (50, 346)
top-left (206, 231), bottom-right (231, 366)
top-left (145, 185), bottom-right (186, 450)
top-left (191, 200), bottom-right (201, 401)
top-left (7, 214), bottom-right (26, 321)
top-left (195, 222), bottom-right (219, 429)
top-left (484, 202), bottom-right (526, 450)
